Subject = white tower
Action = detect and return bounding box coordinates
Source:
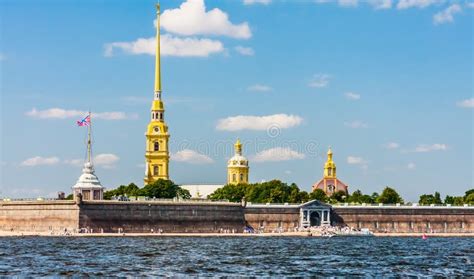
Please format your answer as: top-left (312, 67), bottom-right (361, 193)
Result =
top-left (72, 113), bottom-right (104, 200)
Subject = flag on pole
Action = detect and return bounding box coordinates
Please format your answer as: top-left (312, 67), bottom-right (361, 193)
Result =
top-left (76, 114), bottom-right (91, 127)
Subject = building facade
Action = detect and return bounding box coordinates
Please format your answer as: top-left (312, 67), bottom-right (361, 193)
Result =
top-left (312, 147), bottom-right (349, 196)
top-left (227, 139), bottom-right (249, 185)
top-left (144, 5), bottom-right (170, 185)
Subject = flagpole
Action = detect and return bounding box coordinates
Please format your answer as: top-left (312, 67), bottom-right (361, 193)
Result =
top-left (87, 111), bottom-right (92, 164)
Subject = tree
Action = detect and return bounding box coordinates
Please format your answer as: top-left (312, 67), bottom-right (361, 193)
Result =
top-left (140, 179), bottom-right (184, 199)
top-left (309, 189), bottom-right (328, 202)
top-left (465, 193), bottom-right (474, 205)
top-left (209, 184), bottom-right (248, 202)
top-left (65, 194), bottom-right (73, 200)
top-left (330, 190), bottom-right (347, 203)
top-left (376, 187), bottom-right (404, 204)
top-left (419, 191), bottom-right (442, 205)
top-left (347, 189), bottom-right (374, 204)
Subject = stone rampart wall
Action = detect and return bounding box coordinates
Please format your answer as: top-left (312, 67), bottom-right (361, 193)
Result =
top-left (333, 206), bottom-right (474, 233)
top-left (78, 201), bottom-right (245, 233)
top-left (0, 201), bottom-right (79, 233)
top-left (244, 207), bottom-right (300, 232)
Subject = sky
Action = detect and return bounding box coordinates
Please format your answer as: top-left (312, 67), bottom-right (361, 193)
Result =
top-left (0, 0), bottom-right (473, 201)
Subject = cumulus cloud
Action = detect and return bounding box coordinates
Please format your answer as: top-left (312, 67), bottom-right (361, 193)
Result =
top-left (338, 0), bottom-right (358, 7)
top-left (467, 2), bottom-right (474, 8)
top-left (243, 0), bottom-right (272, 5)
top-left (433, 4), bottom-right (462, 24)
top-left (247, 84), bottom-right (272, 92)
top-left (368, 0), bottom-right (392, 9)
top-left (20, 156), bottom-right (60, 167)
top-left (64, 159), bottom-right (84, 167)
top-left (414, 144), bottom-right (448, 152)
top-left (216, 114), bottom-right (303, 131)
top-left (397, 0), bottom-right (442, 9)
top-left (26, 108), bottom-right (135, 120)
top-left (308, 74), bottom-right (331, 88)
top-left (160, 0), bottom-right (251, 39)
top-left (345, 92), bottom-right (360, 100)
top-left (456, 98), bottom-right (474, 108)
top-left (347, 156), bottom-right (368, 169)
top-left (407, 162), bottom-right (416, 169)
top-left (253, 147), bottom-right (305, 162)
top-left (105, 34), bottom-right (224, 57)
top-left (93, 153), bottom-right (120, 169)
top-left (234, 46), bottom-right (254, 56)
top-left (171, 149), bottom-right (214, 164)
top-left (344, 121), bottom-right (368, 129)
top-left (383, 142), bottom-right (400, 149)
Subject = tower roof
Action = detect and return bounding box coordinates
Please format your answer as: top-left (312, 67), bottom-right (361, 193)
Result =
top-left (154, 4), bottom-right (161, 93)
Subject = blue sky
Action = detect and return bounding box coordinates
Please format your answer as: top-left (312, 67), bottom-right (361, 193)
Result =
top-left (0, 0), bottom-right (473, 201)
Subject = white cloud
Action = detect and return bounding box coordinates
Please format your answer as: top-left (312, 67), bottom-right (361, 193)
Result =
top-left (26, 108), bottom-right (134, 120)
top-left (344, 121), bottom-right (368, 128)
top-left (456, 98), bottom-right (474, 108)
top-left (397, 0), bottom-right (442, 9)
top-left (347, 156), bottom-right (366, 164)
top-left (21, 156), bottom-right (60, 167)
top-left (253, 147), bottom-right (305, 162)
top-left (407, 162), bottom-right (416, 169)
top-left (247, 84), bottom-right (272, 92)
top-left (93, 153), bottom-right (120, 169)
top-left (308, 74), bottom-right (331, 88)
top-left (433, 4), bottom-right (462, 24)
top-left (243, 0), bottom-right (271, 5)
top-left (368, 0), bottom-right (392, 9)
top-left (161, 0), bottom-right (251, 39)
top-left (414, 144), bottom-right (448, 152)
top-left (383, 142), bottom-right (400, 149)
top-left (105, 34), bottom-right (224, 57)
top-left (171, 149), bottom-right (214, 164)
top-left (338, 0), bottom-right (358, 7)
top-left (235, 46), bottom-right (255, 56)
top-left (216, 114), bottom-right (303, 131)
top-left (345, 92), bottom-right (360, 100)
top-left (0, 54), bottom-right (5, 61)
top-left (467, 2), bottom-right (474, 8)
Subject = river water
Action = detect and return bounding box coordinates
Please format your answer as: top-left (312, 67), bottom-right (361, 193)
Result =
top-left (0, 236), bottom-right (472, 277)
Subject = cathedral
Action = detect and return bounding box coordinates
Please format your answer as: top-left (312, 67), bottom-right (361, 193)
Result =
top-left (144, 4), bottom-right (170, 185)
top-left (312, 147), bottom-right (349, 196)
top-left (227, 139), bottom-right (249, 185)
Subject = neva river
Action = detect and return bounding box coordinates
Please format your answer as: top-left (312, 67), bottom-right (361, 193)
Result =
top-left (0, 236), bottom-right (472, 277)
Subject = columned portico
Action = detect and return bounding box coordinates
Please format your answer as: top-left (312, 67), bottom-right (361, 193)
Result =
top-left (301, 207), bottom-right (331, 228)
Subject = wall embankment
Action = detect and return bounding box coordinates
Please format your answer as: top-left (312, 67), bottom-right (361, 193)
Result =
top-left (78, 200), bottom-right (245, 233)
top-left (0, 201), bottom-right (79, 232)
top-left (332, 206), bottom-right (474, 233)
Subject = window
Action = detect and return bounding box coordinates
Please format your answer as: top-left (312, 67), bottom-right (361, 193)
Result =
top-left (232, 174), bottom-right (236, 182)
top-left (154, 142), bottom-right (159, 151)
top-left (153, 166), bottom-right (159, 176)
top-left (328, 169), bottom-right (332, 176)
top-left (159, 113), bottom-right (163, 120)
top-left (240, 173), bottom-right (244, 181)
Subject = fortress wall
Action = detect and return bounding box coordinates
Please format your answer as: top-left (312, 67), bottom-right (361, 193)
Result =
top-left (0, 201), bottom-right (79, 233)
top-left (78, 201), bottom-right (246, 233)
top-left (245, 207), bottom-right (300, 232)
top-left (332, 206), bottom-right (474, 233)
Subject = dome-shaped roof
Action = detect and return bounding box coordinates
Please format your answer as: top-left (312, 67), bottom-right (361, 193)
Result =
top-left (228, 154), bottom-right (249, 167)
top-left (72, 162), bottom-right (104, 189)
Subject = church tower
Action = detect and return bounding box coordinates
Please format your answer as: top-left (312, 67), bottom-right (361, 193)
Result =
top-left (324, 147), bottom-right (336, 178)
top-left (144, 4), bottom-right (170, 185)
top-left (312, 147), bottom-right (348, 196)
top-left (227, 139), bottom-right (250, 185)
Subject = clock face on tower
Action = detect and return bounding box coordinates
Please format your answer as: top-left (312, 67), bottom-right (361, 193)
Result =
top-left (154, 127), bottom-right (160, 133)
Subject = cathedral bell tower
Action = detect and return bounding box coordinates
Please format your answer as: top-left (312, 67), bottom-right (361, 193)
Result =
top-left (227, 139), bottom-right (250, 185)
top-left (144, 4), bottom-right (170, 185)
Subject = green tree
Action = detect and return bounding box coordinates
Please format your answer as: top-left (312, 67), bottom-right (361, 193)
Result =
top-left (209, 183), bottom-right (248, 202)
top-left (331, 191), bottom-right (347, 203)
top-left (65, 194), bottom-right (73, 200)
top-left (140, 179), bottom-right (184, 199)
top-left (376, 187), bottom-right (404, 204)
top-left (419, 191), bottom-right (442, 205)
top-left (464, 193), bottom-right (474, 205)
top-left (309, 189), bottom-right (328, 202)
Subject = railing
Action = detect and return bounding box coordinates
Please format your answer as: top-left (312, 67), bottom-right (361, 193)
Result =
top-left (332, 202), bottom-right (473, 208)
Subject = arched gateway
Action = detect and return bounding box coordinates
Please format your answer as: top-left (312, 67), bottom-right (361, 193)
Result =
top-left (300, 200), bottom-right (331, 228)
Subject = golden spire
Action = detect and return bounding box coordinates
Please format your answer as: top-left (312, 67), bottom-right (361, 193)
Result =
top-left (327, 146), bottom-right (333, 161)
top-left (154, 3), bottom-right (161, 94)
top-left (235, 139), bottom-right (242, 155)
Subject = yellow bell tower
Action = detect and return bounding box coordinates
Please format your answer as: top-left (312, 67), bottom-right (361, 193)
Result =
top-left (144, 4), bottom-right (170, 185)
top-left (323, 147), bottom-right (336, 178)
top-left (227, 139), bottom-right (250, 185)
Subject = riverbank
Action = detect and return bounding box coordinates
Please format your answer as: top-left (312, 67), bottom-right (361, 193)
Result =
top-left (1, 231), bottom-right (473, 237)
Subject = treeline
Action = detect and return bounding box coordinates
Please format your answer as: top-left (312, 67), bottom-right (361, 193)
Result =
top-left (103, 179), bottom-right (191, 200)
top-left (209, 180), bottom-right (473, 205)
top-left (208, 180), bottom-right (404, 204)
top-left (418, 190), bottom-right (474, 206)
